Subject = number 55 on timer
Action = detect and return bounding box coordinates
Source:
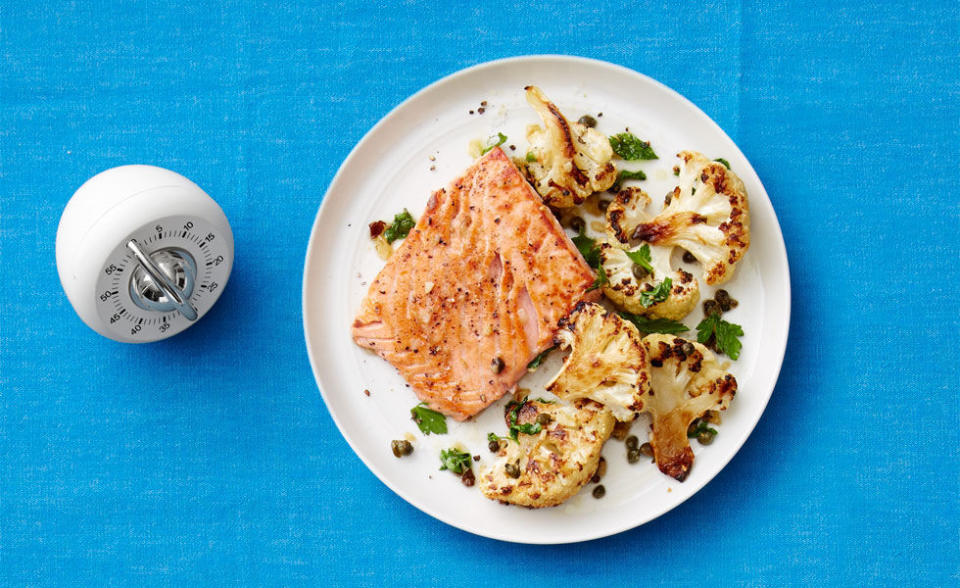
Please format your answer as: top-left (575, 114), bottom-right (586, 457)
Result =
top-left (56, 165), bottom-right (234, 343)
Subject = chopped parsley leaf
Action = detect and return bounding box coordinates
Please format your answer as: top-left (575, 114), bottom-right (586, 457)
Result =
top-left (696, 313), bottom-right (744, 360)
top-left (439, 448), bottom-right (472, 474)
top-left (609, 168), bottom-right (648, 192)
top-left (625, 244), bottom-right (653, 273)
top-left (572, 228), bottom-right (606, 291)
top-left (714, 158), bottom-right (731, 169)
top-left (527, 346), bottom-right (556, 371)
top-left (639, 277), bottom-right (672, 307)
top-left (410, 402), bottom-right (447, 435)
top-left (619, 313), bottom-right (689, 335)
top-left (609, 133), bottom-right (658, 160)
top-left (587, 265), bottom-right (609, 292)
top-left (505, 398), bottom-right (543, 441)
top-left (687, 419), bottom-right (718, 438)
top-left (383, 209), bottom-right (416, 244)
top-left (480, 132), bottom-right (508, 155)
top-left (572, 229), bottom-right (601, 269)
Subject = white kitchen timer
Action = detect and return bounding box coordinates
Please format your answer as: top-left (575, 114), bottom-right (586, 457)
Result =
top-left (56, 165), bottom-right (234, 343)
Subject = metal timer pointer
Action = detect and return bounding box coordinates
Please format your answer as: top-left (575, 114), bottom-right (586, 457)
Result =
top-left (56, 165), bottom-right (234, 343)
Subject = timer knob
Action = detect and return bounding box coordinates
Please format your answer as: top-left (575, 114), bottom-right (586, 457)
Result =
top-left (56, 165), bottom-right (234, 343)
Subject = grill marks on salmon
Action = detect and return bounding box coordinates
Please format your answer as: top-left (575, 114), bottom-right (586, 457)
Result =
top-left (352, 148), bottom-right (597, 421)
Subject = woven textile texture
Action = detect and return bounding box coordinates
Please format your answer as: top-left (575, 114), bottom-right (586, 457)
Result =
top-left (1, 1), bottom-right (957, 585)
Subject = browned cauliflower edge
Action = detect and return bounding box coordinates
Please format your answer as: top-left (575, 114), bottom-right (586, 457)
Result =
top-left (632, 151), bottom-right (750, 285)
top-left (479, 398), bottom-right (615, 508)
top-left (545, 302), bottom-right (651, 421)
top-left (642, 334), bottom-right (737, 481)
top-left (518, 86), bottom-right (617, 208)
top-left (601, 187), bottom-right (700, 320)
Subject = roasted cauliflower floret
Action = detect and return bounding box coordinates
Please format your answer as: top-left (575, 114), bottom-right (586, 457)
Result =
top-left (641, 334), bottom-right (737, 482)
top-left (480, 398), bottom-right (614, 508)
top-left (546, 302), bottom-right (651, 421)
top-left (601, 187), bottom-right (699, 319)
top-left (605, 187), bottom-right (651, 244)
top-left (599, 242), bottom-right (699, 320)
top-left (519, 86), bottom-right (617, 208)
top-left (632, 151), bottom-right (750, 285)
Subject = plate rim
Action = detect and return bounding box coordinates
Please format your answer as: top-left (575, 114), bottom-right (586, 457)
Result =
top-left (302, 54), bottom-right (792, 544)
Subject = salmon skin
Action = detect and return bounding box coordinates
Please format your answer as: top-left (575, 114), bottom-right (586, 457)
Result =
top-left (352, 147), bottom-right (597, 421)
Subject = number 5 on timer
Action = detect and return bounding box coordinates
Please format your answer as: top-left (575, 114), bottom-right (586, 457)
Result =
top-left (56, 165), bottom-right (234, 343)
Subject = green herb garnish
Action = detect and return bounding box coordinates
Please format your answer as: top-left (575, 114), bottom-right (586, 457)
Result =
top-left (480, 132), bottom-right (508, 155)
top-left (619, 313), bottom-right (689, 335)
top-left (609, 168), bottom-right (648, 192)
top-left (714, 158), bottom-right (730, 169)
top-left (624, 244), bottom-right (653, 274)
top-left (505, 398), bottom-right (543, 441)
top-left (527, 346), bottom-right (556, 371)
top-left (439, 448), bottom-right (472, 474)
top-left (640, 277), bottom-right (672, 307)
top-left (525, 151), bottom-right (537, 162)
top-left (572, 228), bottom-right (607, 291)
top-left (410, 402), bottom-right (447, 435)
top-left (609, 133), bottom-right (658, 160)
top-left (383, 209), bottom-right (416, 243)
top-left (687, 419), bottom-right (718, 439)
top-left (696, 313), bottom-right (744, 360)
top-left (572, 229), bottom-right (601, 268)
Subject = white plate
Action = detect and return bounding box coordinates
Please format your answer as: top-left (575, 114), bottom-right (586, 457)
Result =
top-left (302, 55), bottom-right (790, 544)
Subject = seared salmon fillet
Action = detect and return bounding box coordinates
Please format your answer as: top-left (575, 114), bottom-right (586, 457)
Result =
top-left (352, 147), bottom-right (597, 420)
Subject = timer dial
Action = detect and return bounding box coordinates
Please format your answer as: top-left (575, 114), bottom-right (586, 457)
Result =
top-left (57, 165), bottom-right (234, 343)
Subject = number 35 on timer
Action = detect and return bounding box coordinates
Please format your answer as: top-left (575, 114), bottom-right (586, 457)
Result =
top-left (56, 165), bottom-right (234, 343)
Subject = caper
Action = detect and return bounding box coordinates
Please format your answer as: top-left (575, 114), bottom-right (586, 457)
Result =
top-left (625, 435), bottom-right (639, 451)
top-left (568, 215), bottom-right (585, 234)
top-left (639, 442), bottom-right (655, 459)
top-left (632, 264), bottom-right (650, 280)
top-left (697, 430), bottom-right (716, 445)
top-left (488, 439), bottom-right (501, 453)
top-left (390, 440), bottom-right (413, 458)
top-left (682, 250), bottom-right (697, 264)
top-left (704, 410), bottom-right (721, 424)
top-left (461, 468), bottom-right (476, 487)
top-left (578, 114), bottom-right (598, 128)
top-left (715, 289), bottom-right (733, 312)
top-left (626, 448), bottom-right (641, 464)
top-left (597, 199), bottom-right (611, 212)
top-left (592, 485), bottom-right (606, 499)
top-left (687, 419), bottom-right (702, 438)
top-left (703, 299), bottom-right (720, 317)
top-left (536, 413), bottom-right (553, 426)
top-left (490, 357), bottom-right (505, 374)
top-left (505, 461), bottom-right (521, 479)
top-left (611, 420), bottom-right (632, 441)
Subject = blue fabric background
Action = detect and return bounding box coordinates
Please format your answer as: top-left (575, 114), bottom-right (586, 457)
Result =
top-left (1, 1), bottom-right (957, 585)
